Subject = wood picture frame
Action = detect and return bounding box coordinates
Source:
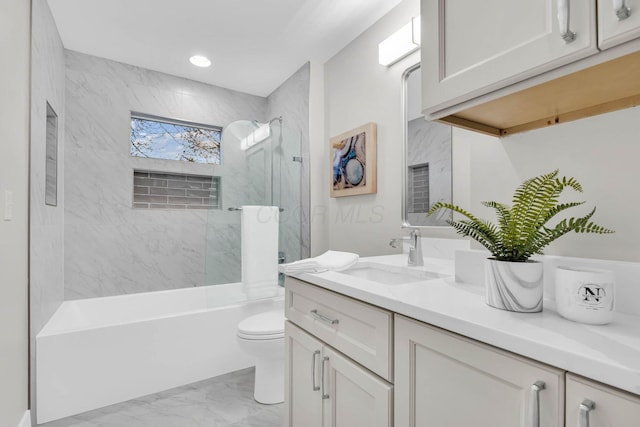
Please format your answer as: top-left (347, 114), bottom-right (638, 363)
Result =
top-left (330, 123), bottom-right (377, 198)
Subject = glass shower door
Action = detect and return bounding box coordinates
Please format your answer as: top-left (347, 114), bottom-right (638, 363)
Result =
top-left (204, 120), bottom-right (302, 290)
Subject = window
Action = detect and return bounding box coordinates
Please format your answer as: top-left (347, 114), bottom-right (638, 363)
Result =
top-left (130, 113), bottom-right (222, 164)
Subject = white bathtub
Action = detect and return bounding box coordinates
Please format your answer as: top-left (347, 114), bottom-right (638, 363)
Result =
top-left (36, 283), bottom-right (284, 424)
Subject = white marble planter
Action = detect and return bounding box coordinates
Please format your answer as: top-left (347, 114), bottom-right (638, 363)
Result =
top-left (485, 258), bottom-right (543, 313)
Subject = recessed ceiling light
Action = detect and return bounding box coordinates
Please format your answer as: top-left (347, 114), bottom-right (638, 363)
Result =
top-left (189, 55), bottom-right (211, 68)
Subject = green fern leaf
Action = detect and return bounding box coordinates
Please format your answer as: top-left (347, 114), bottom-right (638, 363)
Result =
top-left (426, 172), bottom-right (613, 261)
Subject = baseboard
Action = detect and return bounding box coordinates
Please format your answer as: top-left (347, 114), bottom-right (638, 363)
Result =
top-left (18, 410), bottom-right (30, 427)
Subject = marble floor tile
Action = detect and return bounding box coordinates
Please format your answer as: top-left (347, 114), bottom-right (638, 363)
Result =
top-left (38, 368), bottom-right (283, 427)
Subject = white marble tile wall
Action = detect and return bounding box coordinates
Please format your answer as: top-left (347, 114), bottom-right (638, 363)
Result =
top-left (267, 62), bottom-right (311, 261)
top-left (30, 0), bottom-right (67, 416)
top-left (406, 118), bottom-right (452, 226)
top-left (64, 52), bottom-right (310, 298)
top-left (63, 51), bottom-right (280, 298)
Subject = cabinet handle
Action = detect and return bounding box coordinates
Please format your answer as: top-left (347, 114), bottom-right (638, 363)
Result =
top-left (530, 381), bottom-right (546, 427)
top-left (321, 356), bottom-right (330, 399)
top-left (557, 0), bottom-right (577, 42)
top-left (613, 0), bottom-right (632, 20)
top-left (311, 350), bottom-right (320, 391)
top-left (310, 309), bottom-right (339, 325)
top-left (578, 399), bottom-right (595, 427)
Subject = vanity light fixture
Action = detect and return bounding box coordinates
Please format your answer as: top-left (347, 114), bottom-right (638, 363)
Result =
top-left (189, 55), bottom-right (212, 68)
top-left (378, 16), bottom-right (421, 66)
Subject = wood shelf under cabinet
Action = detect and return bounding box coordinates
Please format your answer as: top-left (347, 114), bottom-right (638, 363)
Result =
top-left (437, 50), bottom-right (640, 137)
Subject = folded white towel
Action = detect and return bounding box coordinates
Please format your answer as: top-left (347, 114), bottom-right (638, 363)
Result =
top-left (279, 250), bottom-right (359, 274)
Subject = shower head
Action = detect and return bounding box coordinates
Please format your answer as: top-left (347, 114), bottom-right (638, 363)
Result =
top-left (239, 117), bottom-right (283, 151)
top-left (240, 122), bottom-right (271, 151)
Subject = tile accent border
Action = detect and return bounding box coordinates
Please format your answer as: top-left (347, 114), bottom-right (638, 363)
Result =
top-left (133, 170), bottom-right (220, 210)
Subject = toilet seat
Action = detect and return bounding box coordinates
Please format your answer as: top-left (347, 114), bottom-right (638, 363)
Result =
top-left (237, 310), bottom-right (285, 340)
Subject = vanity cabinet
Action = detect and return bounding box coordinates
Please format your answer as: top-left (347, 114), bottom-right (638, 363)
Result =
top-left (284, 277), bottom-right (393, 427)
top-left (566, 373), bottom-right (640, 426)
top-left (286, 276), bottom-right (640, 426)
top-left (421, 0), bottom-right (597, 114)
top-left (394, 315), bottom-right (565, 427)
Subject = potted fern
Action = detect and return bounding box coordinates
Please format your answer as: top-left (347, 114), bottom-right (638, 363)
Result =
top-left (427, 170), bottom-right (614, 313)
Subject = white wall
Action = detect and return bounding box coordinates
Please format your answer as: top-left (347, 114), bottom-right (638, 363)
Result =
top-left (0, 0), bottom-right (30, 425)
top-left (309, 61), bottom-right (328, 256)
top-left (321, 0), bottom-right (637, 263)
top-left (30, 0), bottom-right (66, 414)
top-left (323, 0), bottom-right (423, 256)
top-left (458, 105), bottom-right (640, 262)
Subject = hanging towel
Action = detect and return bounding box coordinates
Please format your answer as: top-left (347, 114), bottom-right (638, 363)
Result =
top-left (241, 206), bottom-right (280, 299)
top-left (279, 250), bottom-right (359, 275)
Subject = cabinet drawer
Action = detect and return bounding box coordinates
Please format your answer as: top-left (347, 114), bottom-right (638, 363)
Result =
top-left (285, 276), bottom-right (393, 381)
top-left (566, 373), bottom-right (640, 426)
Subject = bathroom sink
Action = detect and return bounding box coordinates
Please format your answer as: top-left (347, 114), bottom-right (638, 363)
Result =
top-left (339, 262), bottom-right (446, 285)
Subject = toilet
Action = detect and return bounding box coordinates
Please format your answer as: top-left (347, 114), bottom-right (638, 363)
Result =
top-left (237, 309), bottom-right (285, 404)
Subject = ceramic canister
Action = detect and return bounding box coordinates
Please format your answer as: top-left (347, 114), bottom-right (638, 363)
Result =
top-left (555, 266), bottom-right (615, 325)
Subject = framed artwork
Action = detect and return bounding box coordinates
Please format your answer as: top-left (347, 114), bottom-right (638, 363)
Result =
top-left (330, 122), bottom-right (377, 197)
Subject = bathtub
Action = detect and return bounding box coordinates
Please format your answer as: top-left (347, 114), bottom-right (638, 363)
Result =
top-left (36, 283), bottom-right (284, 424)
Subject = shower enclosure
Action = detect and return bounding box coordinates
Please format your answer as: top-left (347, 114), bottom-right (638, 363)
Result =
top-left (205, 118), bottom-right (302, 289)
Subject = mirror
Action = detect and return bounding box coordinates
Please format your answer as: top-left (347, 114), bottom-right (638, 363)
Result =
top-left (402, 64), bottom-right (453, 227)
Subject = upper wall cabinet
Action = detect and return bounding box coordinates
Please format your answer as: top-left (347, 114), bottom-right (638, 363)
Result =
top-left (421, 0), bottom-right (640, 136)
top-left (598, 0), bottom-right (640, 49)
top-left (422, 0), bottom-right (597, 114)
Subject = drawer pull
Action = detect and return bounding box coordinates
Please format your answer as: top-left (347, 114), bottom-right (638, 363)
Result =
top-left (557, 0), bottom-right (577, 43)
top-left (613, 0), bottom-right (632, 20)
top-left (311, 350), bottom-right (321, 391)
top-left (321, 356), bottom-right (330, 399)
top-left (578, 399), bottom-right (595, 427)
top-left (530, 381), bottom-right (545, 427)
top-left (310, 309), bottom-right (339, 325)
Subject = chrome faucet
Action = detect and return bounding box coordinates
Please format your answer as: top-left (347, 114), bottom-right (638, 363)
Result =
top-left (389, 229), bottom-right (424, 266)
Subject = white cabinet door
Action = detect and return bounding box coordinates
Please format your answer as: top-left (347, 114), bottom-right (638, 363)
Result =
top-left (422, 0), bottom-right (598, 113)
top-left (395, 315), bottom-right (564, 427)
top-left (598, 0), bottom-right (640, 49)
top-left (324, 345), bottom-right (393, 427)
top-left (286, 321), bottom-right (393, 427)
top-left (566, 373), bottom-right (640, 426)
top-left (285, 321), bottom-right (323, 427)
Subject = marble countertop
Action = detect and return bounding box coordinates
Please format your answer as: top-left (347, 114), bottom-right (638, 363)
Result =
top-left (294, 254), bottom-right (640, 396)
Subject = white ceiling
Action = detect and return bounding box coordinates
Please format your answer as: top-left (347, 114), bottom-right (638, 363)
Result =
top-left (47, 0), bottom-right (403, 97)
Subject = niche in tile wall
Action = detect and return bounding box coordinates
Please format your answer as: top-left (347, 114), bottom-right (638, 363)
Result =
top-left (133, 170), bottom-right (221, 210)
top-left (45, 102), bottom-right (58, 206)
top-left (407, 163), bottom-right (429, 214)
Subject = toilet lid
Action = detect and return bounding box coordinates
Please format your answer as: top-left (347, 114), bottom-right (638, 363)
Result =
top-left (237, 310), bottom-right (285, 339)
